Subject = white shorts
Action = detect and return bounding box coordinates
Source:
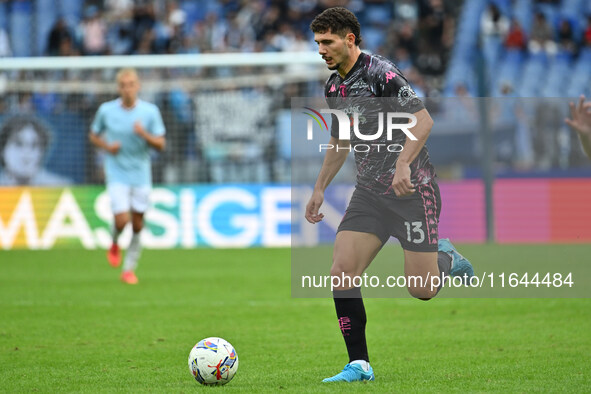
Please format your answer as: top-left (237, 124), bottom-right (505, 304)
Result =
top-left (107, 183), bottom-right (151, 215)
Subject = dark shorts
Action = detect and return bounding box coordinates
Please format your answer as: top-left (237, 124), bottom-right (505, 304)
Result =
top-left (337, 183), bottom-right (441, 252)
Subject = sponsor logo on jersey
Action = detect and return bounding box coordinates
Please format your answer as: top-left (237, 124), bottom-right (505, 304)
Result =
top-left (350, 79), bottom-right (369, 90)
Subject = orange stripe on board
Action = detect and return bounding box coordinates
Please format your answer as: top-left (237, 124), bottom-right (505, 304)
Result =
top-left (549, 179), bottom-right (591, 242)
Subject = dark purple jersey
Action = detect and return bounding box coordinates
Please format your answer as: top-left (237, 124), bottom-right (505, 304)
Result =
top-left (324, 52), bottom-right (436, 197)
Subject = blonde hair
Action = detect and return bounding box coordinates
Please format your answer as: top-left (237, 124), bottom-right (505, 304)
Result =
top-left (116, 68), bottom-right (139, 83)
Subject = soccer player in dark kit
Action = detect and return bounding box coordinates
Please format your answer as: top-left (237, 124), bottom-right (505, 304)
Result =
top-left (304, 7), bottom-right (475, 382)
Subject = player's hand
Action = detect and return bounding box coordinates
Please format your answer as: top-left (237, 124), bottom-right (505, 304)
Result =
top-left (107, 142), bottom-right (121, 154)
top-left (392, 162), bottom-right (415, 197)
top-left (305, 190), bottom-right (325, 224)
top-left (565, 95), bottom-right (591, 136)
top-left (134, 121), bottom-right (148, 138)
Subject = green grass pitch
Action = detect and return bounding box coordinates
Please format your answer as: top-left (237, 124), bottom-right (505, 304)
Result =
top-left (1, 245), bottom-right (590, 392)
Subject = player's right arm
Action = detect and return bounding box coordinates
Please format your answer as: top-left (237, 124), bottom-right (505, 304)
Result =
top-left (305, 136), bottom-right (350, 224)
top-left (88, 104), bottom-right (120, 155)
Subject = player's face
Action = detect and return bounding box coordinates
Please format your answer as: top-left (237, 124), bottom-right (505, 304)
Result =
top-left (117, 73), bottom-right (140, 104)
top-left (314, 31), bottom-right (350, 71)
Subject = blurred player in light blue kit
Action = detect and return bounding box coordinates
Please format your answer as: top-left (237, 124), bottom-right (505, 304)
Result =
top-left (89, 68), bottom-right (166, 284)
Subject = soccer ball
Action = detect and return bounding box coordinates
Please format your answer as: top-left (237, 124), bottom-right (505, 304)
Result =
top-left (188, 337), bottom-right (239, 385)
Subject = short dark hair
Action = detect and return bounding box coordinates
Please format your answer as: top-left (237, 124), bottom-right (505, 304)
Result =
top-left (310, 7), bottom-right (362, 46)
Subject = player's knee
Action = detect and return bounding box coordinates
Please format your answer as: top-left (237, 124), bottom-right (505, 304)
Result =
top-left (330, 258), bottom-right (359, 281)
top-left (329, 262), bottom-right (346, 278)
top-left (407, 286), bottom-right (437, 300)
top-left (131, 215), bottom-right (144, 233)
top-left (115, 218), bottom-right (128, 231)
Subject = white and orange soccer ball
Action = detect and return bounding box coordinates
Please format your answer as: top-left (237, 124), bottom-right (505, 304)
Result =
top-left (188, 337), bottom-right (239, 385)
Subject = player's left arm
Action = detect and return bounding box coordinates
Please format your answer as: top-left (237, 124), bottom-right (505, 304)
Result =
top-left (134, 107), bottom-right (166, 151)
top-left (392, 108), bottom-right (433, 197)
top-left (377, 66), bottom-right (433, 197)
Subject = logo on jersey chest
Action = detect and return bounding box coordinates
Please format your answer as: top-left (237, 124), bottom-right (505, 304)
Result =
top-left (349, 79), bottom-right (369, 91)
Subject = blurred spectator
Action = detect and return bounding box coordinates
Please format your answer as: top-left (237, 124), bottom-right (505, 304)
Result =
top-left (271, 23), bottom-right (298, 52)
top-left (533, 101), bottom-right (563, 168)
top-left (186, 20), bottom-right (211, 53)
top-left (161, 2), bottom-right (188, 54)
top-left (104, 0), bottom-right (134, 55)
top-left (104, 0), bottom-right (134, 24)
top-left (78, 6), bottom-right (108, 55)
top-left (203, 12), bottom-right (228, 52)
top-left (225, 11), bottom-right (255, 51)
top-left (480, 3), bottom-right (509, 39)
top-left (557, 18), bottom-right (577, 55)
top-left (46, 17), bottom-right (74, 56)
top-left (59, 35), bottom-right (80, 56)
top-left (444, 82), bottom-right (477, 121)
top-left (394, 0), bottom-right (419, 22)
top-left (109, 24), bottom-right (134, 55)
top-left (0, 27), bottom-right (11, 57)
top-left (497, 82), bottom-right (534, 168)
top-left (528, 12), bottom-right (557, 55)
top-left (582, 15), bottom-right (591, 47)
top-left (383, 22), bottom-right (416, 70)
top-left (480, 3), bottom-right (509, 65)
top-left (397, 21), bottom-right (418, 60)
top-left (417, 0), bottom-right (454, 74)
top-left (256, 5), bottom-right (281, 41)
top-left (132, 3), bottom-right (157, 52)
top-left (405, 67), bottom-right (428, 98)
top-left (504, 19), bottom-right (527, 51)
top-left (392, 47), bottom-right (413, 71)
top-left (134, 29), bottom-right (157, 55)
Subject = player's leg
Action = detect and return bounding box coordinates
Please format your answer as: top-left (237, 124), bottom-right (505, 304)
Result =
top-left (403, 250), bottom-right (440, 299)
top-left (425, 182), bottom-right (475, 285)
top-left (404, 242), bottom-right (474, 299)
top-left (121, 185), bottom-right (150, 284)
top-left (323, 188), bottom-right (388, 383)
top-left (323, 230), bottom-right (381, 383)
top-left (438, 238), bottom-right (474, 284)
top-left (392, 182), bottom-right (473, 299)
top-left (107, 183), bottom-right (131, 267)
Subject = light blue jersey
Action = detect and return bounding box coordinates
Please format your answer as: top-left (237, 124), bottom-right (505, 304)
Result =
top-left (91, 98), bottom-right (165, 186)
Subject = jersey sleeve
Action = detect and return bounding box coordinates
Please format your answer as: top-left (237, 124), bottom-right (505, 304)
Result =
top-left (376, 66), bottom-right (425, 114)
top-left (149, 105), bottom-right (166, 136)
top-left (90, 104), bottom-right (105, 134)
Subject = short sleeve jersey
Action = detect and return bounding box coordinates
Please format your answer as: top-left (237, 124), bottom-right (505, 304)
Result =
top-left (325, 52), bottom-right (436, 197)
top-left (91, 98), bottom-right (165, 186)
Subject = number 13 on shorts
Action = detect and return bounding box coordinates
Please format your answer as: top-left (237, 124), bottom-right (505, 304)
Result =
top-left (404, 221), bottom-right (425, 244)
